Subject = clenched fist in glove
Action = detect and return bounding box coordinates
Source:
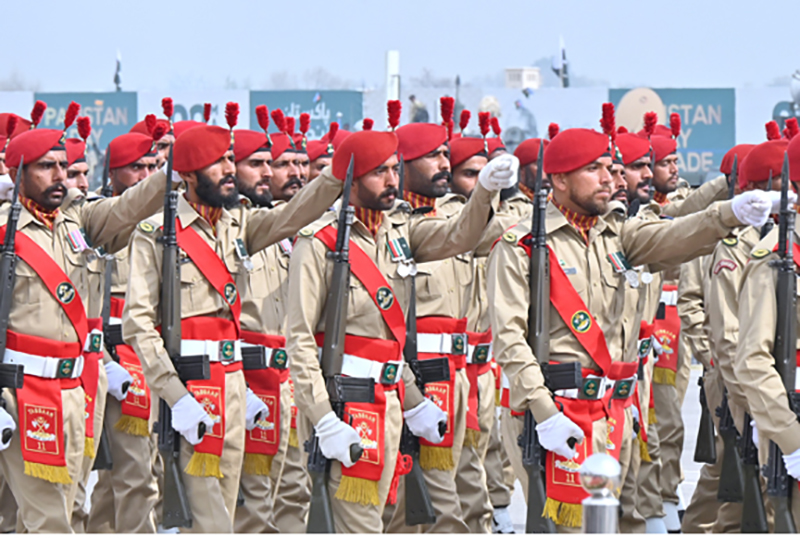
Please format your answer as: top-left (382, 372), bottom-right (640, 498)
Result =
top-left (478, 154), bottom-right (519, 191)
top-left (171, 393), bottom-right (214, 445)
top-left (783, 447), bottom-right (800, 480)
top-left (732, 189), bottom-right (797, 227)
top-left (314, 411), bottom-right (362, 468)
top-left (404, 399), bottom-right (447, 444)
top-left (535, 412), bottom-right (585, 460)
top-left (245, 388), bottom-right (269, 431)
top-left (0, 406), bottom-right (15, 451)
top-left (105, 361), bottom-right (133, 401)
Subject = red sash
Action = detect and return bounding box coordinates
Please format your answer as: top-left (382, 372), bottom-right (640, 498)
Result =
top-left (80, 318), bottom-right (103, 457)
top-left (110, 298), bottom-right (152, 436)
top-left (465, 329), bottom-right (493, 440)
top-left (653, 285), bottom-right (680, 383)
top-left (1, 227), bottom-right (89, 484)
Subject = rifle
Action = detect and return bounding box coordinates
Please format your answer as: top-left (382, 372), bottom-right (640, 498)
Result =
top-left (692, 376), bottom-right (716, 464)
top-left (728, 155), bottom-right (737, 200)
top-left (765, 152), bottom-right (797, 533)
top-left (760, 169), bottom-right (775, 239)
top-left (0, 159), bottom-right (26, 443)
top-left (715, 392), bottom-right (744, 502)
top-left (740, 412), bottom-right (768, 532)
top-left (155, 146), bottom-right (210, 530)
top-left (306, 156), bottom-right (375, 533)
top-left (101, 144), bottom-right (112, 198)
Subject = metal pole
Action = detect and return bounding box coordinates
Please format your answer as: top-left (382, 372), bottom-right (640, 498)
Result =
top-left (580, 453), bottom-right (621, 533)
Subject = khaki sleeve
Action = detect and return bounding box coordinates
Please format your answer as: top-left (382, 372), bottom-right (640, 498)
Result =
top-left (734, 254), bottom-right (800, 453)
top-left (409, 182), bottom-right (498, 263)
top-left (121, 227), bottom-right (189, 407)
top-left (622, 200), bottom-right (740, 270)
top-left (401, 366), bottom-right (425, 411)
top-left (677, 256), bottom-right (713, 369)
top-left (245, 167), bottom-right (342, 254)
top-left (661, 175), bottom-right (728, 218)
top-left (487, 239), bottom-right (558, 423)
top-left (82, 170), bottom-right (168, 252)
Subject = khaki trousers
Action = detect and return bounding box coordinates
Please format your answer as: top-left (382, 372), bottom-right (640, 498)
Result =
top-left (0, 474), bottom-right (16, 532)
top-left (0, 385), bottom-right (85, 533)
top-left (637, 420), bottom-right (664, 519)
top-left (652, 381), bottom-right (683, 506)
top-left (484, 407), bottom-right (513, 508)
top-left (619, 435), bottom-right (646, 533)
top-left (273, 412), bottom-right (312, 532)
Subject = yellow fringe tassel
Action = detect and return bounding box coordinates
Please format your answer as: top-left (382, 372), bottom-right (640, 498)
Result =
top-left (495, 389), bottom-right (502, 407)
top-left (84, 436), bottom-right (95, 458)
top-left (464, 429), bottom-right (480, 449)
top-left (243, 453), bottom-right (273, 476)
top-left (639, 436), bottom-right (652, 462)
top-left (542, 497), bottom-right (583, 528)
top-left (24, 462), bottom-right (72, 484)
top-left (648, 408), bottom-right (657, 425)
top-left (420, 445), bottom-right (454, 471)
top-left (288, 428), bottom-right (299, 448)
top-left (652, 366), bottom-right (676, 386)
top-left (184, 452), bottom-right (223, 478)
top-left (114, 415), bottom-right (150, 437)
top-left (334, 475), bottom-right (380, 506)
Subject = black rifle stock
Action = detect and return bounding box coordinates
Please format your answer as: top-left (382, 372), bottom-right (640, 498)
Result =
top-left (101, 144), bottom-right (112, 198)
top-left (740, 412), bottom-right (768, 532)
top-left (715, 393), bottom-right (744, 502)
top-left (765, 152), bottom-right (797, 533)
top-left (693, 376), bottom-right (717, 464)
top-left (760, 169), bottom-right (775, 239)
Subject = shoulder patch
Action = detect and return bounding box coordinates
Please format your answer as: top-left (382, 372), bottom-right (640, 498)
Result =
top-left (713, 259), bottom-right (737, 274)
top-left (503, 231), bottom-right (517, 243)
top-left (138, 221), bottom-right (155, 234)
top-left (722, 237), bottom-right (738, 247)
top-left (751, 248), bottom-right (770, 259)
top-left (298, 227), bottom-right (314, 237)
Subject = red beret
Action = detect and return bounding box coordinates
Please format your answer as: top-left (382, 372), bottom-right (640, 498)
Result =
top-left (130, 118), bottom-right (170, 136)
top-left (486, 138), bottom-right (506, 155)
top-left (5, 129), bottom-right (63, 168)
top-left (450, 137), bottom-right (486, 168)
top-left (396, 123), bottom-right (447, 161)
top-left (637, 124), bottom-right (673, 139)
top-left (332, 130), bottom-right (397, 181)
top-left (173, 125), bottom-right (232, 173)
top-left (788, 136), bottom-right (800, 183)
top-left (108, 133), bottom-right (155, 169)
top-left (719, 144), bottom-right (754, 176)
top-left (514, 138), bottom-right (548, 167)
top-left (739, 140), bottom-right (788, 187)
top-left (615, 133), bottom-right (651, 165)
top-left (306, 140), bottom-right (330, 162)
top-left (0, 113), bottom-right (31, 139)
top-left (543, 129), bottom-right (609, 175)
top-left (173, 120), bottom-right (204, 139)
top-left (65, 138), bottom-right (86, 166)
top-left (650, 135), bottom-right (677, 163)
top-left (233, 130), bottom-right (269, 163)
top-left (291, 132), bottom-right (306, 152)
top-left (270, 133), bottom-right (297, 161)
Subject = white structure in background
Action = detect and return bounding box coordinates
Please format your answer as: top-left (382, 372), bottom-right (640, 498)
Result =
top-left (504, 67), bottom-right (542, 91)
top-left (385, 50), bottom-right (401, 129)
top-left (790, 70), bottom-right (800, 115)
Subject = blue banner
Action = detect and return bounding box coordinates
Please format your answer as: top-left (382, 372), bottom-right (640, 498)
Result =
top-left (249, 90), bottom-right (362, 139)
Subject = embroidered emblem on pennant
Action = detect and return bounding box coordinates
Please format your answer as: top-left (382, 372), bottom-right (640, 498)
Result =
top-left (223, 283), bottom-right (238, 305)
top-left (571, 310), bottom-right (592, 333)
top-left (56, 282), bottom-right (76, 305)
top-left (375, 286), bottom-right (394, 310)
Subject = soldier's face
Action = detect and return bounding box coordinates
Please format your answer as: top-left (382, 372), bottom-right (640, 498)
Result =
top-left (309, 156), bottom-right (331, 182)
top-left (521, 162), bottom-right (551, 191)
top-left (489, 148), bottom-right (507, 160)
top-left (189, 150), bottom-right (238, 209)
top-left (749, 175), bottom-right (782, 192)
top-left (552, 156), bottom-right (613, 217)
top-left (11, 150), bottom-right (68, 211)
top-left (624, 157), bottom-right (652, 204)
top-left (66, 162), bottom-right (90, 195)
top-left (406, 144), bottom-right (451, 198)
top-left (451, 155), bottom-right (487, 198)
top-left (297, 153), bottom-right (310, 182)
top-left (653, 154), bottom-right (679, 194)
top-left (0, 152), bottom-right (7, 175)
top-left (111, 156), bottom-right (158, 195)
top-left (155, 133), bottom-right (174, 168)
top-left (353, 154), bottom-right (400, 211)
top-left (235, 150), bottom-right (273, 207)
top-left (270, 151), bottom-right (303, 202)
top-left (610, 163), bottom-right (628, 203)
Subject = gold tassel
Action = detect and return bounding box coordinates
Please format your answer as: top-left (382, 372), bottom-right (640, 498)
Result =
top-left (184, 452), bottom-right (223, 478)
top-left (24, 462), bottom-right (72, 484)
top-left (84, 436), bottom-right (95, 458)
top-left (420, 445), bottom-right (454, 471)
top-left (495, 389), bottom-right (501, 407)
top-left (543, 497), bottom-right (583, 528)
top-left (648, 407), bottom-right (657, 425)
top-left (652, 366), bottom-right (676, 386)
top-left (288, 428), bottom-right (299, 448)
top-left (334, 475), bottom-right (380, 506)
top-left (243, 453), bottom-right (273, 476)
top-left (639, 436), bottom-right (652, 462)
top-left (114, 415), bottom-right (150, 437)
top-left (464, 429), bottom-right (480, 449)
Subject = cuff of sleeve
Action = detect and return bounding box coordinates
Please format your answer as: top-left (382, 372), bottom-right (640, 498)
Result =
top-left (530, 396), bottom-right (560, 425)
top-left (306, 400), bottom-right (335, 427)
top-left (403, 383), bottom-right (425, 411)
top-left (774, 421), bottom-right (800, 454)
top-left (717, 201), bottom-right (740, 228)
top-left (711, 175), bottom-right (728, 200)
top-left (161, 376), bottom-right (190, 408)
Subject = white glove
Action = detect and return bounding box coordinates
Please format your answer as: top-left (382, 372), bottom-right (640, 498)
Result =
top-left (631, 405), bottom-right (641, 439)
top-left (783, 447), bottom-right (800, 479)
top-left (171, 393), bottom-right (215, 445)
top-left (0, 406), bottom-right (15, 451)
top-left (731, 190), bottom-right (772, 227)
top-left (245, 388), bottom-right (269, 431)
top-left (314, 411), bottom-right (362, 468)
top-left (535, 412), bottom-right (585, 459)
top-left (751, 419), bottom-right (759, 447)
top-left (404, 399), bottom-right (447, 444)
top-left (767, 189), bottom-right (797, 213)
top-left (104, 361), bottom-right (134, 401)
top-left (161, 162), bottom-right (183, 184)
top-left (478, 153), bottom-right (519, 191)
top-left (0, 175), bottom-right (14, 202)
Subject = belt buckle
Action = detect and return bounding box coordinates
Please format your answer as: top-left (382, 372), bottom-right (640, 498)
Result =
top-left (379, 363), bottom-right (400, 385)
top-left (611, 376), bottom-right (636, 399)
top-left (56, 358), bottom-right (76, 379)
top-left (451, 334), bottom-right (466, 355)
top-left (579, 375), bottom-right (605, 400)
top-left (219, 340), bottom-right (236, 362)
top-left (472, 343), bottom-right (490, 364)
top-left (87, 332), bottom-right (103, 353)
top-left (270, 348), bottom-right (288, 369)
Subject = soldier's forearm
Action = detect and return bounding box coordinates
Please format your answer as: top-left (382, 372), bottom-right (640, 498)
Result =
top-left (661, 175), bottom-right (727, 218)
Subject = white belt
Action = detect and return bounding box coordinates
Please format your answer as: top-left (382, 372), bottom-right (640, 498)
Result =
top-left (4, 349), bottom-right (84, 379)
top-left (181, 339), bottom-right (242, 363)
top-left (109, 317), bottom-right (122, 326)
top-left (555, 374), bottom-right (638, 400)
top-left (417, 332), bottom-right (467, 355)
top-left (660, 290), bottom-right (678, 307)
top-left (317, 347), bottom-right (403, 384)
top-left (241, 341), bottom-right (289, 368)
top-left (466, 342), bottom-right (492, 364)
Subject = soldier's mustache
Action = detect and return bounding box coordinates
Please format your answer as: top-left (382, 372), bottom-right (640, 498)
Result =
top-left (381, 187), bottom-right (398, 199)
top-left (432, 171), bottom-right (451, 183)
top-left (44, 183), bottom-right (67, 197)
top-left (283, 178), bottom-right (303, 190)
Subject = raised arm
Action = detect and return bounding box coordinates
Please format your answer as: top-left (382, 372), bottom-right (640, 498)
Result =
top-left (677, 256), bottom-right (713, 370)
top-left (661, 175), bottom-right (728, 218)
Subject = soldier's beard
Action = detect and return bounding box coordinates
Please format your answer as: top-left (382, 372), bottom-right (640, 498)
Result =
top-left (239, 180), bottom-right (273, 208)
top-left (569, 185), bottom-right (609, 217)
top-left (360, 186), bottom-right (398, 211)
top-left (196, 171), bottom-right (239, 209)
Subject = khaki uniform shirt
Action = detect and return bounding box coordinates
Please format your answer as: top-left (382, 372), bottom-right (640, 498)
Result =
top-left (488, 198), bottom-right (741, 423)
top-left (122, 169), bottom-right (343, 407)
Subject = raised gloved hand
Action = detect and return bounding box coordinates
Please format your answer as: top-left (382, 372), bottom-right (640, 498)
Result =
top-left (314, 411), bottom-right (362, 468)
top-left (478, 154), bottom-right (519, 191)
top-left (631, 405), bottom-right (641, 439)
top-left (766, 189), bottom-right (797, 214)
top-left (731, 190), bottom-right (797, 227)
top-left (535, 412), bottom-right (585, 459)
top-left (404, 399), bottom-right (447, 444)
top-left (245, 388), bottom-right (269, 431)
top-left (0, 175), bottom-right (14, 202)
top-left (0, 406), bottom-right (15, 451)
top-left (783, 447), bottom-right (800, 479)
top-left (171, 393), bottom-right (214, 445)
top-left (104, 361), bottom-right (133, 401)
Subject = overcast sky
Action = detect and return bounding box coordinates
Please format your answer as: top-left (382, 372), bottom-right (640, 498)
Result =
top-left (3, 0), bottom-right (796, 92)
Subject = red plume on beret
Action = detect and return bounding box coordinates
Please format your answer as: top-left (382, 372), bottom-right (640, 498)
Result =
top-left (299, 113), bottom-right (310, 135)
top-left (285, 116), bottom-right (296, 136)
top-left (256, 105), bottom-right (270, 132)
top-left (77, 116), bottom-right (91, 142)
top-left (64, 101), bottom-right (80, 131)
top-left (152, 122), bottom-right (168, 142)
top-left (271, 109), bottom-right (286, 133)
top-left (784, 117), bottom-right (799, 140)
top-left (203, 103), bottom-right (212, 124)
top-left (459, 110), bottom-right (470, 133)
top-left (31, 100), bottom-right (47, 128)
top-left (327, 121), bottom-right (339, 153)
top-left (491, 117), bottom-right (502, 137)
top-left (478, 112), bottom-right (491, 137)
top-left (617, 126), bottom-right (628, 134)
top-left (363, 118), bottom-right (374, 131)
top-left (548, 123), bottom-right (560, 140)
top-left (669, 113), bottom-right (681, 139)
top-left (6, 115), bottom-right (18, 139)
top-left (766, 120), bottom-right (781, 141)
top-left (144, 114), bottom-right (157, 136)
top-left (643, 112), bottom-right (658, 138)
top-left (447, 119), bottom-right (455, 141)
top-left (162, 97), bottom-right (174, 119)
top-left (440, 96), bottom-right (454, 127)
top-left (601, 102), bottom-right (616, 141)
top-left (387, 100), bottom-right (401, 131)
top-left (225, 102), bottom-right (239, 130)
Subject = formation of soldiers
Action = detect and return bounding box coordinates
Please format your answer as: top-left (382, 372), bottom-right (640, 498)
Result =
top-left (0, 92), bottom-right (798, 534)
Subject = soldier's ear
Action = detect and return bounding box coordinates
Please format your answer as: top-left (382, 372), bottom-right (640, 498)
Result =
top-left (178, 171), bottom-right (196, 185)
top-left (551, 173), bottom-right (568, 192)
top-left (8, 168), bottom-right (16, 182)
